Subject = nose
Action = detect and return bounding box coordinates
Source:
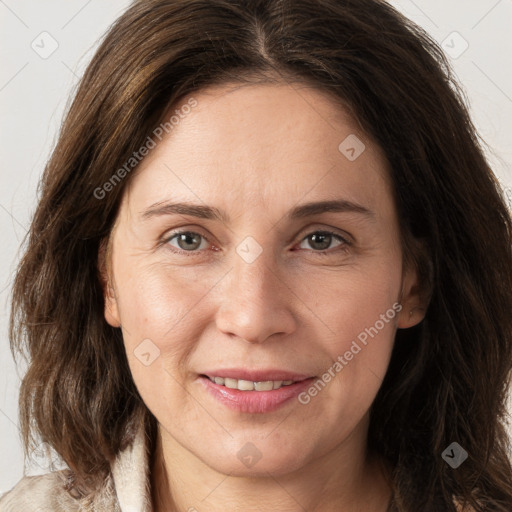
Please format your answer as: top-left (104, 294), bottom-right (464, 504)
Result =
top-left (214, 247), bottom-right (297, 344)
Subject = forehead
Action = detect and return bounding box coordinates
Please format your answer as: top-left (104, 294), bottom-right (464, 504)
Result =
top-left (122, 82), bottom-right (394, 221)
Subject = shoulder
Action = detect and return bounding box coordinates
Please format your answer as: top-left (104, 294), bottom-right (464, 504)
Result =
top-left (0, 470), bottom-right (80, 512)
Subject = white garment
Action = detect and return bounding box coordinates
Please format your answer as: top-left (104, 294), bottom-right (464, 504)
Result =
top-left (0, 421), bottom-right (152, 512)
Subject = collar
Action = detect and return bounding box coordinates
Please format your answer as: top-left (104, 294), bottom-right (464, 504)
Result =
top-left (110, 420), bottom-right (153, 512)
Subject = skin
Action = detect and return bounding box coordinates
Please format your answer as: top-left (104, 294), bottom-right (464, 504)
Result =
top-left (100, 81), bottom-right (427, 511)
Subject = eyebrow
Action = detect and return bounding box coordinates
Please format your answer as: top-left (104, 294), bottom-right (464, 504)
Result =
top-left (140, 199), bottom-right (375, 223)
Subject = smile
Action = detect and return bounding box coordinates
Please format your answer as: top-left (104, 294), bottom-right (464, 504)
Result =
top-left (199, 373), bottom-right (316, 413)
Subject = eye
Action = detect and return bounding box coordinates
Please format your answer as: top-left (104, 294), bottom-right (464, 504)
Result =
top-left (164, 231), bottom-right (210, 254)
top-left (297, 230), bottom-right (350, 254)
top-left (162, 229), bottom-right (351, 256)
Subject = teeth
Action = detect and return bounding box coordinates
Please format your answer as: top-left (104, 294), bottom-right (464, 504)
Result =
top-left (238, 379), bottom-right (254, 391)
top-left (207, 376), bottom-right (297, 391)
top-left (224, 378), bottom-right (238, 389)
top-left (255, 381), bottom-right (273, 391)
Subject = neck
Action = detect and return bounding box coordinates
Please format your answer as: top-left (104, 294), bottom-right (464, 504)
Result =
top-left (150, 418), bottom-right (393, 512)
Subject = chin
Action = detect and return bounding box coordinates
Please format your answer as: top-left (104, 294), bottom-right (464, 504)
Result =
top-left (194, 435), bottom-right (313, 477)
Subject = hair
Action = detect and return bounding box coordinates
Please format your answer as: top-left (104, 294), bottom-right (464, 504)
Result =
top-left (9, 0), bottom-right (512, 509)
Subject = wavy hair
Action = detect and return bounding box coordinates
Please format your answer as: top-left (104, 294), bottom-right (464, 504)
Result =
top-left (9, 0), bottom-right (512, 509)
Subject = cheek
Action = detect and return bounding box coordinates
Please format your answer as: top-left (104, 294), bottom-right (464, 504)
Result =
top-left (309, 251), bottom-right (402, 351)
top-left (298, 311), bottom-right (397, 437)
top-left (112, 261), bottom-right (200, 395)
top-left (300, 254), bottom-right (401, 415)
top-left (116, 265), bottom-right (207, 425)
top-left (112, 255), bottom-right (232, 414)
top-left (115, 259), bottom-right (213, 347)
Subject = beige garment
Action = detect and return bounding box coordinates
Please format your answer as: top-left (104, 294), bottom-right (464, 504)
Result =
top-left (0, 421), bottom-right (153, 512)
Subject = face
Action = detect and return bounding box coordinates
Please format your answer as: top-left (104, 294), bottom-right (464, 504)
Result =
top-left (101, 82), bottom-right (424, 477)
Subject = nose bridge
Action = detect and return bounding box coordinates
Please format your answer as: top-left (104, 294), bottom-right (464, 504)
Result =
top-left (231, 239), bottom-right (280, 310)
top-left (232, 232), bottom-right (277, 294)
top-left (215, 238), bottom-right (296, 343)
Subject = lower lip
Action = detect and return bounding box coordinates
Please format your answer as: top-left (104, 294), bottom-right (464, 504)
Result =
top-left (199, 376), bottom-right (315, 413)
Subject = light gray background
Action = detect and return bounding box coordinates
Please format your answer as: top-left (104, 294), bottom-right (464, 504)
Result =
top-left (1, 0), bottom-right (511, 494)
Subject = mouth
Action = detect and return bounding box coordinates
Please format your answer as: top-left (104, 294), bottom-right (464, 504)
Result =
top-left (198, 371), bottom-right (316, 413)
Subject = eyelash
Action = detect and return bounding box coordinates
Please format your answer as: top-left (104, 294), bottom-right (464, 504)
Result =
top-left (161, 229), bottom-right (352, 257)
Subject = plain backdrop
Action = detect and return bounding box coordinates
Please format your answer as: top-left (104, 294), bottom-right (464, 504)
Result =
top-left (1, 0), bottom-right (511, 494)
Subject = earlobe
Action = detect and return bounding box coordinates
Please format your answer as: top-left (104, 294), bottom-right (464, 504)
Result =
top-left (397, 304), bottom-right (427, 329)
top-left (98, 238), bottom-right (121, 328)
top-left (396, 268), bottom-right (430, 329)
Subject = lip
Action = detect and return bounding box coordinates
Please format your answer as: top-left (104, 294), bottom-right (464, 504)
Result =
top-left (198, 369), bottom-right (316, 414)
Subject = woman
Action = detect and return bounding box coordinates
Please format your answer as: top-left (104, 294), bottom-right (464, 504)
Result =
top-left (2, 0), bottom-right (512, 510)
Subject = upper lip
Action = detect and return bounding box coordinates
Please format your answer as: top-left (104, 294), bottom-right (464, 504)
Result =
top-left (200, 369), bottom-right (314, 382)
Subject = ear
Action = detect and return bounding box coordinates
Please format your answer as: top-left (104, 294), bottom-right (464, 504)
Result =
top-left (396, 242), bottom-right (432, 329)
top-left (98, 237), bottom-right (121, 328)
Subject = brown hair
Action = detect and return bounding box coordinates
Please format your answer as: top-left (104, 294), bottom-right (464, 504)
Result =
top-left (9, 0), bottom-right (512, 509)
